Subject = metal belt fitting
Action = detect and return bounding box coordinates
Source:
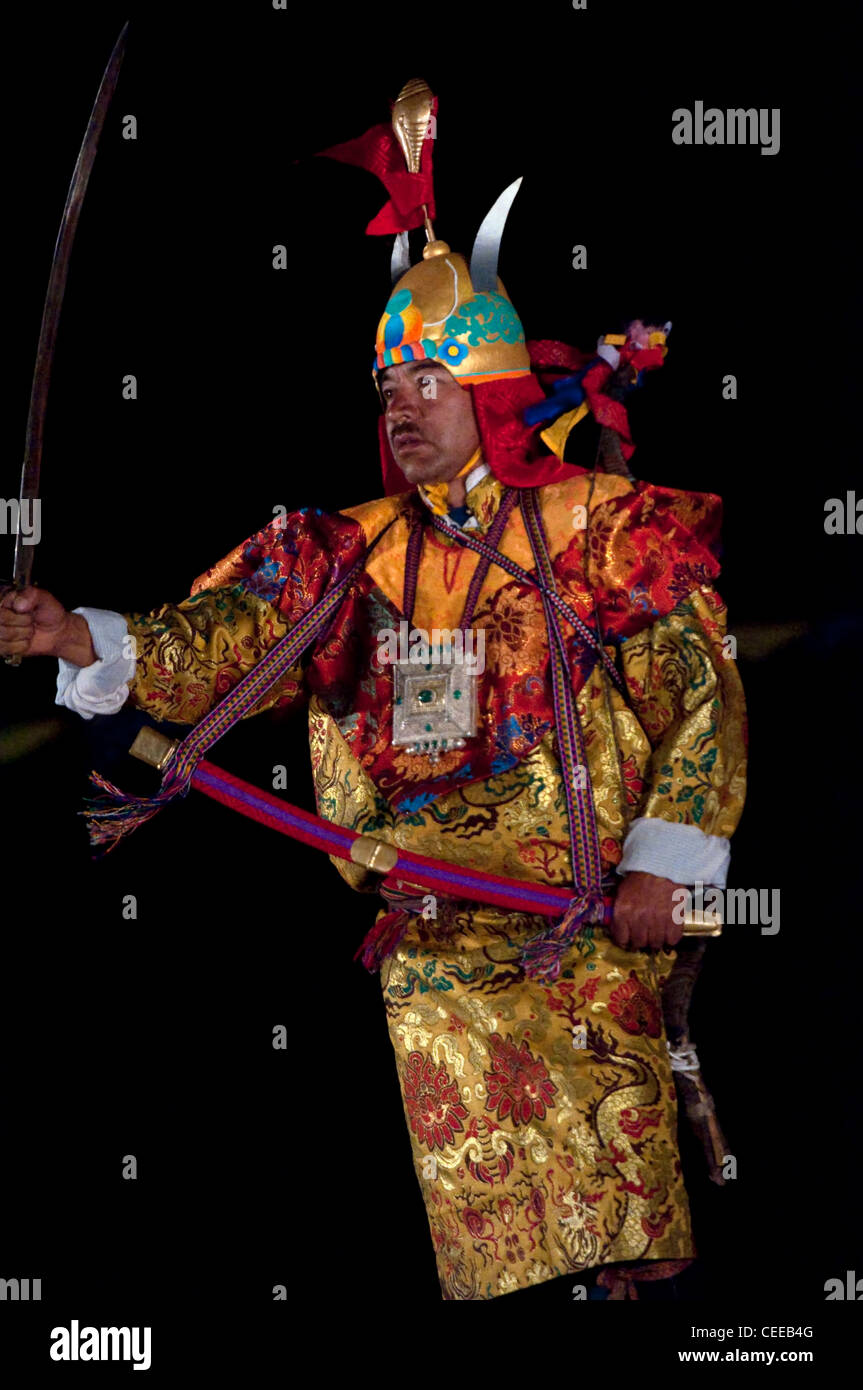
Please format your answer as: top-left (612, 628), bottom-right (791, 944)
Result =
top-left (349, 835), bottom-right (399, 874)
top-left (129, 727), bottom-right (180, 772)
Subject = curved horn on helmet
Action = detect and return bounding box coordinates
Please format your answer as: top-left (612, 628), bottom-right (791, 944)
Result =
top-left (390, 230), bottom-right (411, 283)
top-left (469, 176), bottom-right (523, 293)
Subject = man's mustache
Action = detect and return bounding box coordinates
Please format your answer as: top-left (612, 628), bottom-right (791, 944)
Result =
top-left (391, 425), bottom-right (426, 443)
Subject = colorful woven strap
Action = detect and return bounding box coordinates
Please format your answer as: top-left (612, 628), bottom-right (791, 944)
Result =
top-left (428, 490), bottom-right (616, 980)
top-left (519, 488), bottom-right (611, 976)
top-left (458, 487), bottom-right (520, 630)
top-left (521, 488), bottom-right (605, 892)
top-left (181, 759), bottom-right (618, 922)
top-left (84, 519), bottom-right (398, 850)
top-left (402, 504), bottom-right (424, 619)
top-left (429, 510), bottom-right (625, 695)
top-left (83, 495), bottom-right (620, 982)
top-left (190, 759), bottom-right (614, 973)
top-left (402, 488), bottom-right (519, 631)
top-left (169, 535), bottom-right (392, 784)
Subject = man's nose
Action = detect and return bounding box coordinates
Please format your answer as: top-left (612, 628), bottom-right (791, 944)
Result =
top-left (387, 386), bottom-right (419, 422)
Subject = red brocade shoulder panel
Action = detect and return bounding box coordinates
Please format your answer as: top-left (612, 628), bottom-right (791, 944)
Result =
top-left (189, 481), bottom-right (724, 811)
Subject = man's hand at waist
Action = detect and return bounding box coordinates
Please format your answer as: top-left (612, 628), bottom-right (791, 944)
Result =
top-left (610, 870), bottom-right (686, 950)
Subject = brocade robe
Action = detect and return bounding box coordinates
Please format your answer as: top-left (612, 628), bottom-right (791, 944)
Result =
top-left (120, 468), bottom-right (747, 1300)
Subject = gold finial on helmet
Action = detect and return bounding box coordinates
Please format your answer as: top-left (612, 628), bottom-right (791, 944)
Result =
top-left (392, 77), bottom-right (437, 243)
top-left (375, 83), bottom-right (529, 386)
top-left (392, 78), bottom-right (433, 174)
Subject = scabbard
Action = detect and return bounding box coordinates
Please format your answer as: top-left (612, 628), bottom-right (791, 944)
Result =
top-left (661, 939), bottom-right (731, 1185)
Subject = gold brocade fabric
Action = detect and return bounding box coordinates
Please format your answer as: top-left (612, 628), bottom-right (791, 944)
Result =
top-left (123, 584), bottom-right (300, 724)
top-left (305, 589), bottom-right (742, 1298)
top-left (121, 475), bottom-right (747, 1301)
top-left (339, 472), bottom-right (634, 637)
top-left (464, 469), bottom-right (505, 531)
top-left (308, 587), bottom-right (746, 890)
top-left (309, 690), bottom-right (629, 892)
top-left (305, 584), bottom-right (743, 1299)
top-left (380, 905), bottom-right (692, 1299)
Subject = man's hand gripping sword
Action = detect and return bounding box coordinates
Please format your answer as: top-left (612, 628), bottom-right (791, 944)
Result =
top-left (1, 24), bottom-right (128, 661)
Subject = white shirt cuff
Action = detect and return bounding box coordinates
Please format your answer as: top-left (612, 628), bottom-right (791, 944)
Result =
top-left (616, 816), bottom-right (731, 888)
top-left (55, 608), bottom-right (136, 720)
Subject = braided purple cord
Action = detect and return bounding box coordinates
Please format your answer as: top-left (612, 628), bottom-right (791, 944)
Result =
top-left (402, 509), bottom-right (424, 622)
top-left (430, 512), bottom-right (624, 694)
top-left (459, 488), bottom-right (520, 631)
top-left (161, 516), bottom-right (400, 793)
top-left (521, 488), bottom-right (605, 895)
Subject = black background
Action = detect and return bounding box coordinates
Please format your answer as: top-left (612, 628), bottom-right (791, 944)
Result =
top-left (1, 0), bottom-right (860, 1374)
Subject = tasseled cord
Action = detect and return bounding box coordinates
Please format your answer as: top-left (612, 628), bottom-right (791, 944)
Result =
top-left (354, 909), bottom-right (411, 972)
top-left (82, 767), bottom-right (191, 856)
top-left (520, 891), bottom-right (608, 982)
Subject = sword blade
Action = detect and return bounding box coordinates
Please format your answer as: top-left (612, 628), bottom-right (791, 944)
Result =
top-left (10, 21), bottom-right (129, 596)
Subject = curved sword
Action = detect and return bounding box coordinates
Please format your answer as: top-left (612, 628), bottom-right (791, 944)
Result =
top-left (4, 22), bottom-right (129, 665)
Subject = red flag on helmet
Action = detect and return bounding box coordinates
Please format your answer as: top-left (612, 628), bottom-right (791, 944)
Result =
top-left (315, 97), bottom-right (438, 236)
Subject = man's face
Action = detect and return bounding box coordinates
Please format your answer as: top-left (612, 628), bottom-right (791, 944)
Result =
top-left (378, 359), bottom-right (481, 485)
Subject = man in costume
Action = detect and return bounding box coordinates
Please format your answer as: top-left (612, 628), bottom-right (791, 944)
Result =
top-left (0, 80), bottom-right (747, 1301)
